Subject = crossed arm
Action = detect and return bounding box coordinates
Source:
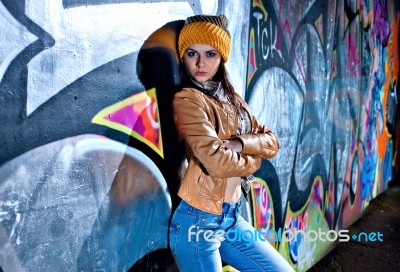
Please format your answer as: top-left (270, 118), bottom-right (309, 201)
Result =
top-left (173, 89), bottom-right (279, 178)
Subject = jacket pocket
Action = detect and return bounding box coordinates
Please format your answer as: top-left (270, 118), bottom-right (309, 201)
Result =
top-left (218, 105), bottom-right (236, 138)
top-left (225, 112), bottom-right (236, 136)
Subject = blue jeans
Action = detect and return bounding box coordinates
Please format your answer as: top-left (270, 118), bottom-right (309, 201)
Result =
top-left (169, 200), bottom-right (294, 272)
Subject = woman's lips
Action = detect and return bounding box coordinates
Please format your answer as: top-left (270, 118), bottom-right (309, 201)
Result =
top-left (195, 72), bottom-right (207, 76)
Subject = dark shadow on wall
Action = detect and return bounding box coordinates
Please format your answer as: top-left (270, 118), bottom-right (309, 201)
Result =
top-left (126, 19), bottom-right (187, 271)
top-left (135, 19), bottom-right (186, 215)
top-left (76, 66), bottom-right (185, 269)
top-left (76, 20), bottom-right (186, 271)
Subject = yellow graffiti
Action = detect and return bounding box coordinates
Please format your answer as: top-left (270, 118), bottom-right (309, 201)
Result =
top-left (252, 0), bottom-right (269, 21)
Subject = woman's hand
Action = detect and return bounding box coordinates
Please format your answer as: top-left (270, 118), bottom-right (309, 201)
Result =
top-left (222, 139), bottom-right (243, 153)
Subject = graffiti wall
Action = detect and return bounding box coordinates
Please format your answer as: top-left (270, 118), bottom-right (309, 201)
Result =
top-left (0, 0), bottom-right (398, 271)
top-left (246, 0), bottom-right (399, 270)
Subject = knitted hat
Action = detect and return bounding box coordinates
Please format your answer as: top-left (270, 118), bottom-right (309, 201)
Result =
top-left (178, 15), bottom-right (231, 63)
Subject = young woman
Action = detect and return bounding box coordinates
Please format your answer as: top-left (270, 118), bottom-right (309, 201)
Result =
top-left (169, 14), bottom-right (294, 272)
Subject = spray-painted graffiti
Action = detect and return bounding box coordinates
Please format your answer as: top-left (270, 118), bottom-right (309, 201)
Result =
top-left (0, 0), bottom-right (398, 271)
top-left (246, 0), bottom-right (399, 271)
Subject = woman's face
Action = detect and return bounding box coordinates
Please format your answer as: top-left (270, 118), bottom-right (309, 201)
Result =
top-left (182, 44), bottom-right (221, 83)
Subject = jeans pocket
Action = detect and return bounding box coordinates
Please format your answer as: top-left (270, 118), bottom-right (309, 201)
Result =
top-left (169, 219), bottom-right (180, 255)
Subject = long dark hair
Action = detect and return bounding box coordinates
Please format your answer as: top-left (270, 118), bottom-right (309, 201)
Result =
top-left (214, 63), bottom-right (240, 112)
top-left (180, 62), bottom-right (240, 112)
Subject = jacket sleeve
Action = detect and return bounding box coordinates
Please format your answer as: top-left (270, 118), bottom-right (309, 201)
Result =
top-left (234, 98), bottom-right (280, 159)
top-left (173, 89), bottom-right (261, 178)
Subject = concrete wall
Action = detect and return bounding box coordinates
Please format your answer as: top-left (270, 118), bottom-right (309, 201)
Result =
top-left (0, 0), bottom-right (398, 271)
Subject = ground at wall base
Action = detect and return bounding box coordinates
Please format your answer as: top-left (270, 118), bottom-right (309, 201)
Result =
top-left (308, 178), bottom-right (400, 272)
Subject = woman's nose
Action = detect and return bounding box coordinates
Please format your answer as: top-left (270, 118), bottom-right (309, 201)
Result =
top-left (196, 55), bottom-right (205, 67)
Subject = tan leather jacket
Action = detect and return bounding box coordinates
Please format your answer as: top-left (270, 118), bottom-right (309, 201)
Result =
top-left (173, 87), bottom-right (279, 214)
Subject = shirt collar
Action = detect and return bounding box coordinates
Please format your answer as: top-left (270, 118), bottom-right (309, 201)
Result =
top-left (190, 78), bottom-right (230, 103)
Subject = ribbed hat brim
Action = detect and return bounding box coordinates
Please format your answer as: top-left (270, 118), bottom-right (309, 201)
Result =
top-left (178, 21), bottom-right (231, 63)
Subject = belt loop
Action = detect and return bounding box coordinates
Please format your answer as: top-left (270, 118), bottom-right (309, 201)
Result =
top-left (235, 200), bottom-right (241, 215)
top-left (182, 200), bottom-right (194, 214)
top-left (187, 203), bottom-right (193, 214)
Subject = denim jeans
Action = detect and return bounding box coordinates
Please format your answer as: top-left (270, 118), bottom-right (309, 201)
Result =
top-left (169, 200), bottom-right (295, 272)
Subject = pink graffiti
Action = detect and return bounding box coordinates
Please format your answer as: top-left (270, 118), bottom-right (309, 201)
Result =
top-left (344, 30), bottom-right (361, 77)
top-left (372, 0), bottom-right (390, 45)
top-left (252, 182), bottom-right (274, 231)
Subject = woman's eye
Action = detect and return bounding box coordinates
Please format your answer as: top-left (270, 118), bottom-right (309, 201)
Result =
top-left (187, 51), bottom-right (197, 57)
top-left (206, 51), bottom-right (216, 57)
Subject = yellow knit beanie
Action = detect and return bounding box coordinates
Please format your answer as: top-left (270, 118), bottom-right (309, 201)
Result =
top-left (178, 15), bottom-right (231, 63)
